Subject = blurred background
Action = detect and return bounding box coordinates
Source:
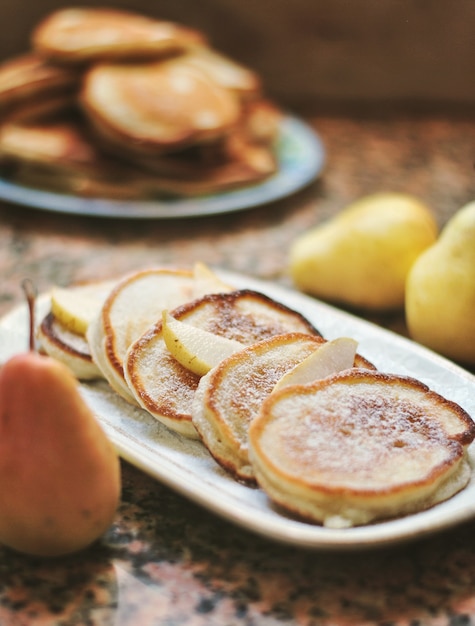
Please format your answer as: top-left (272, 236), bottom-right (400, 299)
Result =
top-left (1, 0), bottom-right (474, 115)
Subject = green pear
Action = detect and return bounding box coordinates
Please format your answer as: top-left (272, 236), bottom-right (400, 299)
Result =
top-left (406, 200), bottom-right (475, 365)
top-left (0, 282), bottom-right (121, 557)
top-left (289, 193), bottom-right (438, 311)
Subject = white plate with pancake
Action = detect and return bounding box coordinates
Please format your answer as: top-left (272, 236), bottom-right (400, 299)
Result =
top-left (1, 270), bottom-right (474, 550)
top-left (0, 116), bottom-right (324, 219)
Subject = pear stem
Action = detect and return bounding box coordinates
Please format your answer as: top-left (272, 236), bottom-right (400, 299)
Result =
top-left (22, 278), bottom-right (37, 352)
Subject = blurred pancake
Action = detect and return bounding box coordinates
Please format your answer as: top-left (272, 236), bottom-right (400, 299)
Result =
top-left (81, 59), bottom-right (242, 156)
top-left (241, 99), bottom-right (283, 144)
top-left (0, 9), bottom-right (283, 202)
top-left (1, 93), bottom-right (77, 124)
top-left (0, 53), bottom-right (78, 112)
top-left (131, 133), bottom-right (278, 196)
top-left (172, 46), bottom-right (262, 101)
top-left (0, 116), bottom-right (279, 199)
top-left (32, 7), bottom-right (206, 64)
top-left (0, 118), bottom-right (109, 169)
top-left (0, 118), bottom-right (153, 199)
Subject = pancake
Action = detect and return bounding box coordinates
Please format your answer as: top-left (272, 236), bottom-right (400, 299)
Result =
top-left (0, 118), bottom-right (179, 199)
top-left (0, 118), bottom-right (108, 169)
top-left (87, 265), bottom-right (233, 404)
top-left (248, 369), bottom-right (475, 527)
top-left (163, 289), bottom-right (320, 343)
top-left (32, 8), bottom-right (206, 64)
top-left (0, 118), bottom-right (142, 198)
top-left (131, 136), bottom-right (277, 196)
top-left (81, 59), bottom-right (242, 157)
top-left (133, 98), bottom-right (282, 180)
top-left (0, 53), bottom-right (78, 112)
top-left (192, 334), bottom-right (373, 481)
top-left (2, 160), bottom-right (156, 200)
top-left (1, 93), bottom-right (77, 125)
top-left (0, 11), bottom-right (282, 202)
top-left (240, 99), bottom-right (283, 144)
top-left (172, 46), bottom-right (262, 101)
top-left (37, 279), bottom-right (118, 379)
top-left (38, 312), bottom-right (102, 380)
top-left (125, 289), bottom-right (321, 438)
top-left (0, 105), bottom-right (278, 198)
top-left (120, 99), bottom-right (279, 195)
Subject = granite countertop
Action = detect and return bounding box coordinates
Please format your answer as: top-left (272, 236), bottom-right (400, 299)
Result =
top-left (1, 113), bottom-right (475, 625)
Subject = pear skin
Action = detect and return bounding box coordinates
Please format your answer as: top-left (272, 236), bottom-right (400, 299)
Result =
top-left (0, 352), bottom-right (121, 557)
top-left (406, 201), bottom-right (475, 365)
top-left (289, 193), bottom-right (438, 311)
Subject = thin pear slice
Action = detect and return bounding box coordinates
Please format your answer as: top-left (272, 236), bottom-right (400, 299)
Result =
top-left (50, 280), bottom-right (116, 335)
top-left (192, 261), bottom-right (233, 295)
top-left (162, 310), bottom-right (243, 376)
top-left (273, 337), bottom-right (358, 392)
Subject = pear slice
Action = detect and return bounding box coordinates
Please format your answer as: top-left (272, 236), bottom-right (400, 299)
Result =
top-left (162, 310), bottom-right (243, 376)
top-left (192, 261), bottom-right (233, 295)
top-left (273, 336), bottom-right (358, 392)
top-left (50, 280), bottom-right (116, 335)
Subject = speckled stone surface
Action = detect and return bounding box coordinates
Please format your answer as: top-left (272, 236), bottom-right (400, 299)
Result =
top-left (1, 114), bottom-right (475, 625)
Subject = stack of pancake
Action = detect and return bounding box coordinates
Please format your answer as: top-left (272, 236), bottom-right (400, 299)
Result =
top-left (0, 8), bottom-right (281, 201)
top-left (37, 263), bottom-right (475, 528)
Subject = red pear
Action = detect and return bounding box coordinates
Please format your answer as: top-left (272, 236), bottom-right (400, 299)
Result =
top-left (0, 281), bottom-right (121, 557)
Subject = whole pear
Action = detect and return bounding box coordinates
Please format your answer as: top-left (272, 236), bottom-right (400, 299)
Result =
top-left (0, 351), bottom-right (121, 557)
top-left (289, 193), bottom-right (438, 311)
top-left (406, 200), bottom-right (475, 365)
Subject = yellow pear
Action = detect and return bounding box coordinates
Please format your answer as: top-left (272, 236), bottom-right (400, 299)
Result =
top-left (406, 200), bottom-right (475, 365)
top-left (289, 193), bottom-right (438, 311)
top-left (50, 280), bottom-right (116, 336)
top-left (0, 283), bottom-right (121, 557)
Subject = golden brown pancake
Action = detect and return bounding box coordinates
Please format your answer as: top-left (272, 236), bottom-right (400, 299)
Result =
top-left (0, 119), bottom-right (100, 168)
top-left (193, 333), bottom-right (326, 479)
top-left (37, 279), bottom-right (118, 379)
top-left (1, 93), bottom-right (77, 125)
top-left (0, 11), bottom-right (282, 201)
top-left (169, 289), bottom-right (320, 343)
top-left (128, 133), bottom-right (278, 196)
top-left (87, 265), bottom-right (233, 404)
top-left (249, 369), bottom-right (475, 527)
top-left (81, 59), bottom-right (242, 157)
top-left (0, 117), bottom-right (278, 199)
top-left (124, 289), bottom-right (321, 438)
top-left (240, 99), bottom-right (283, 144)
top-left (192, 334), bottom-right (373, 481)
top-left (38, 311), bottom-right (102, 380)
top-left (87, 267), bottom-right (198, 404)
top-left (0, 118), bottom-right (201, 199)
top-left (32, 8), bottom-right (206, 64)
top-left (171, 46), bottom-right (262, 101)
top-left (0, 118), bottom-right (152, 198)
top-left (0, 53), bottom-right (78, 112)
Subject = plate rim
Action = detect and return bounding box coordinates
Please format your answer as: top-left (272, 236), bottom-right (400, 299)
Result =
top-left (1, 269), bottom-right (474, 551)
top-left (0, 115), bottom-right (325, 219)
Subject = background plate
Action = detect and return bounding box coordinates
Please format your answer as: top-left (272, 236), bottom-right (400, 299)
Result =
top-left (0, 116), bottom-right (324, 219)
top-left (1, 271), bottom-right (474, 550)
